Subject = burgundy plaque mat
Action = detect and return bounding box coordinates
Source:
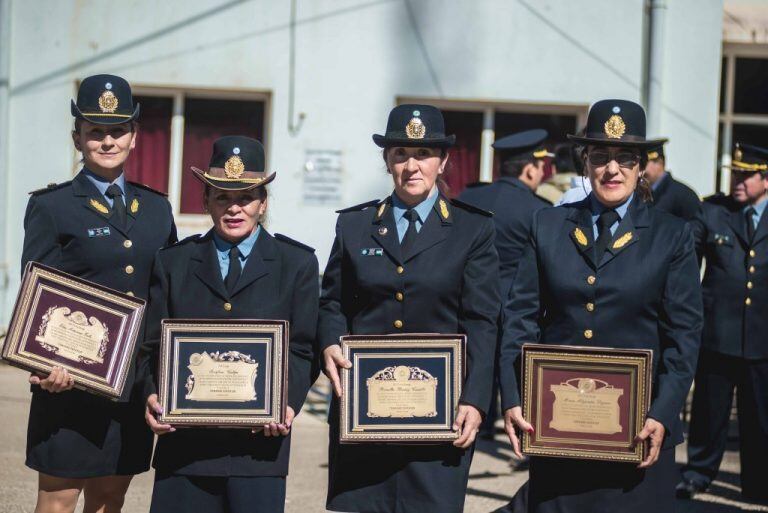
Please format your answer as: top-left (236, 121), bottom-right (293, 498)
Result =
top-left (521, 344), bottom-right (652, 463)
top-left (1, 262), bottom-right (145, 399)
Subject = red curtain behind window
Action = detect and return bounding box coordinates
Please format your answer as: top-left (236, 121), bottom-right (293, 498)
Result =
top-left (441, 110), bottom-right (483, 197)
top-left (180, 99), bottom-right (265, 213)
top-left (125, 96), bottom-right (172, 193)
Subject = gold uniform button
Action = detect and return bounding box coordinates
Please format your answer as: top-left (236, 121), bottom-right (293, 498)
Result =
top-left (717, 238), bottom-right (724, 246)
top-left (586, 302), bottom-right (595, 312)
top-left (393, 320), bottom-right (403, 329)
top-left (396, 266), bottom-right (404, 275)
top-left (395, 292), bottom-right (404, 301)
top-left (126, 291), bottom-right (134, 297)
top-left (749, 265), bottom-right (756, 274)
top-left (123, 240), bottom-right (133, 248)
top-left (747, 281), bottom-right (754, 289)
top-left (745, 297), bottom-right (752, 306)
top-left (584, 329), bottom-right (593, 339)
top-left (223, 302), bottom-right (232, 311)
top-left (750, 249), bottom-right (756, 258)
top-left (125, 265), bottom-right (134, 274)
top-left (587, 275), bottom-right (596, 285)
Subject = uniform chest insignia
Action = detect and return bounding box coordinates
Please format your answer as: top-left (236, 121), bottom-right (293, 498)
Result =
top-left (573, 227), bottom-right (588, 247)
top-left (98, 90), bottom-right (119, 113)
top-left (377, 202), bottom-right (387, 219)
top-left (439, 199), bottom-right (450, 220)
top-left (604, 115), bottom-right (626, 139)
top-left (378, 226), bottom-right (388, 236)
top-left (612, 231), bottom-right (633, 249)
top-left (224, 155), bottom-right (245, 178)
top-left (89, 198), bottom-right (109, 214)
top-left (87, 227), bottom-right (111, 237)
top-left (361, 248), bottom-right (384, 256)
top-left (130, 198), bottom-right (139, 214)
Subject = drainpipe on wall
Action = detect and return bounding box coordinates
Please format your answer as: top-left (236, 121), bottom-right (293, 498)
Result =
top-left (0, 0), bottom-right (11, 332)
top-left (645, 0), bottom-right (667, 136)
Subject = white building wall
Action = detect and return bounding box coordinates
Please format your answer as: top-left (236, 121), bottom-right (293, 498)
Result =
top-left (1, 0), bottom-right (724, 323)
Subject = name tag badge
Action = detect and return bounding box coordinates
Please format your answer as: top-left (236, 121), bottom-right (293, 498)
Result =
top-left (87, 227), bottom-right (111, 238)
top-left (361, 248), bottom-right (384, 257)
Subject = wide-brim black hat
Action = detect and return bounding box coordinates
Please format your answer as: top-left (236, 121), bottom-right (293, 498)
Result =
top-left (71, 74), bottom-right (140, 125)
top-left (568, 99), bottom-right (666, 149)
top-left (192, 135), bottom-right (276, 191)
top-left (373, 104), bottom-right (456, 148)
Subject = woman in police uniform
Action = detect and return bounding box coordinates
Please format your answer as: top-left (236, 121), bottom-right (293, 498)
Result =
top-left (320, 104), bottom-right (500, 513)
top-left (142, 136), bottom-right (318, 513)
top-left (499, 100), bottom-right (703, 512)
top-left (20, 74), bottom-right (177, 513)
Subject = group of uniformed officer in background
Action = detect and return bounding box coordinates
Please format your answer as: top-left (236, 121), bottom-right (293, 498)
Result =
top-left (15, 71), bottom-right (768, 513)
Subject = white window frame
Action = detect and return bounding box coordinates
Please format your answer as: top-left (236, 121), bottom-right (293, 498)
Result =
top-left (397, 97), bottom-right (588, 183)
top-left (130, 86), bottom-right (272, 235)
top-left (719, 42), bottom-right (768, 192)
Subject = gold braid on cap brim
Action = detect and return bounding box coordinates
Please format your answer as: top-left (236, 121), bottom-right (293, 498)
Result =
top-left (730, 160), bottom-right (768, 172)
top-left (201, 173), bottom-right (266, 183)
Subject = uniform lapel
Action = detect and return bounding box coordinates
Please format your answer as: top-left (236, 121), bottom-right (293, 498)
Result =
top-left (231, 229), bottom-right (273, 297)
top-left (726, 207), bottom-right (750, 249)
top-left (72, 172), bottom-right (130, 237)
top-left (124, 183), bottom-right (141, 233)
top-left (371, 198), bottom-right (403, 264)
top-left (192, 232), bottom-right (229, 301)
top-left (566, 200), bottom-right (597, 269)
top-left (598, 199), bottom-right (646, 269)
top-left (749, 207), bottom-right (768, 246)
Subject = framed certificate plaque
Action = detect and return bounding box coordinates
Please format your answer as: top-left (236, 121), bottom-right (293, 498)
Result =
top-left (521, 344), bottom-right (653, 463)
top-left (2, 262), bottom-right (146, 399)
top-left (157, 319), bottom-right (288, 427)
top-left (339, 334), bottom-right (465, 443)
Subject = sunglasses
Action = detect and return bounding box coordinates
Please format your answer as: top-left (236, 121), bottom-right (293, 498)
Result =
top-left (587, 150), bottom-right (640, 168)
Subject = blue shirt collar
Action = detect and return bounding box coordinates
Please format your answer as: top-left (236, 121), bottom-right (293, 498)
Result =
top-left (745, 197), bottom-right (768, 218)
top-left (391, 188), bottom-right (439, 224)
top-left (651, 172), bottom-right (668, 191)
top-left (588, 192), bottom-right (634, 220)
top-left (212, 225), bottom-right (261, 259)
top-left (82, 167), bottom-right (126, 197)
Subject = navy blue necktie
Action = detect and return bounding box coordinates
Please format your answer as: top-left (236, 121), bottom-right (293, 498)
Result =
top-left (400, 209), bottom-right (419, 257)
top-left (225, 246), bottom-right (241, 294)
top-left (594, 210), bottom-right (620, 263)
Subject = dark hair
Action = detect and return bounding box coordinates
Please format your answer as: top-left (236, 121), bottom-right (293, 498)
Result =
top-left (500, 156), bottom-right (536, 178)
top-left (554, 144), bottom-right (577, 174)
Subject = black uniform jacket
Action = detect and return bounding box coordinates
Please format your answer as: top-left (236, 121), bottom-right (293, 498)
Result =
top-left (651, 171), bottom-right (701, 221)
top-left (318, 193), bottom-right (500, 413)
top-left (22, 171), bottom-right (177, 401)
top-left (459, 177), bottom-right (551, 295)
top-left (140, 229), bottom-right (319, 477)
top-left (500, 198), bottom-right (702, 445)
top-left (692, 193), bottom-right (768, 359)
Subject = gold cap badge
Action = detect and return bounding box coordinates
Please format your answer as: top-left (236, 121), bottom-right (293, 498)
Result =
top-left (224, 155), bottom-right (245, 179)
top-left (98, 91), bottom-right (119, 113)
top-left (604, 115), bottom-right (626, 139)
top-left (405, 117), bottom-right (426, 139)
top-left (735, 147), bottom-right (743, 161)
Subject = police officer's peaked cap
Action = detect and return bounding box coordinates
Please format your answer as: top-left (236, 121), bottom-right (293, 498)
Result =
top-left (568, 99), bottom-right (666, 149)
top-left (373, 104), bottom-right (455, 148)
top-left (493, 129), bottom-right (553, 160)
top-left (730, 143), bottom-right (768, 173)
top-left (71, 74), bottom-right (140, 125)
top-left (191, 135), bottom-right (276, 191)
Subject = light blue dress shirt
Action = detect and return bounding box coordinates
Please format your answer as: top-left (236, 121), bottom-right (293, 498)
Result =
top-left (392, 190), bottom-right (439, 242)
top-left (83, 168), bottom-right (126, 207)
top-left (212, 226), bottom-right (261, 280)
top-left (588, 192), bottom-right (634, 239)
top-left (745, 197), bottom-right (768, 230)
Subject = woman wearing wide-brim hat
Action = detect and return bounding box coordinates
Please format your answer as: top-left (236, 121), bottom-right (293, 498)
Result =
top-left (141, 136), bottom-right (318, 513)
top-left (20, 73), bottom-right (177, 513)
top-left (319, 104), bottom-right (500, 513)
top-left (499, 99), bottom-right (702, 512)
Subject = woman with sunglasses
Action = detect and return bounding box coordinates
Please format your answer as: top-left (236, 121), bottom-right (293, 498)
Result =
top-left (499, 100), bottom-right (702, 513)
